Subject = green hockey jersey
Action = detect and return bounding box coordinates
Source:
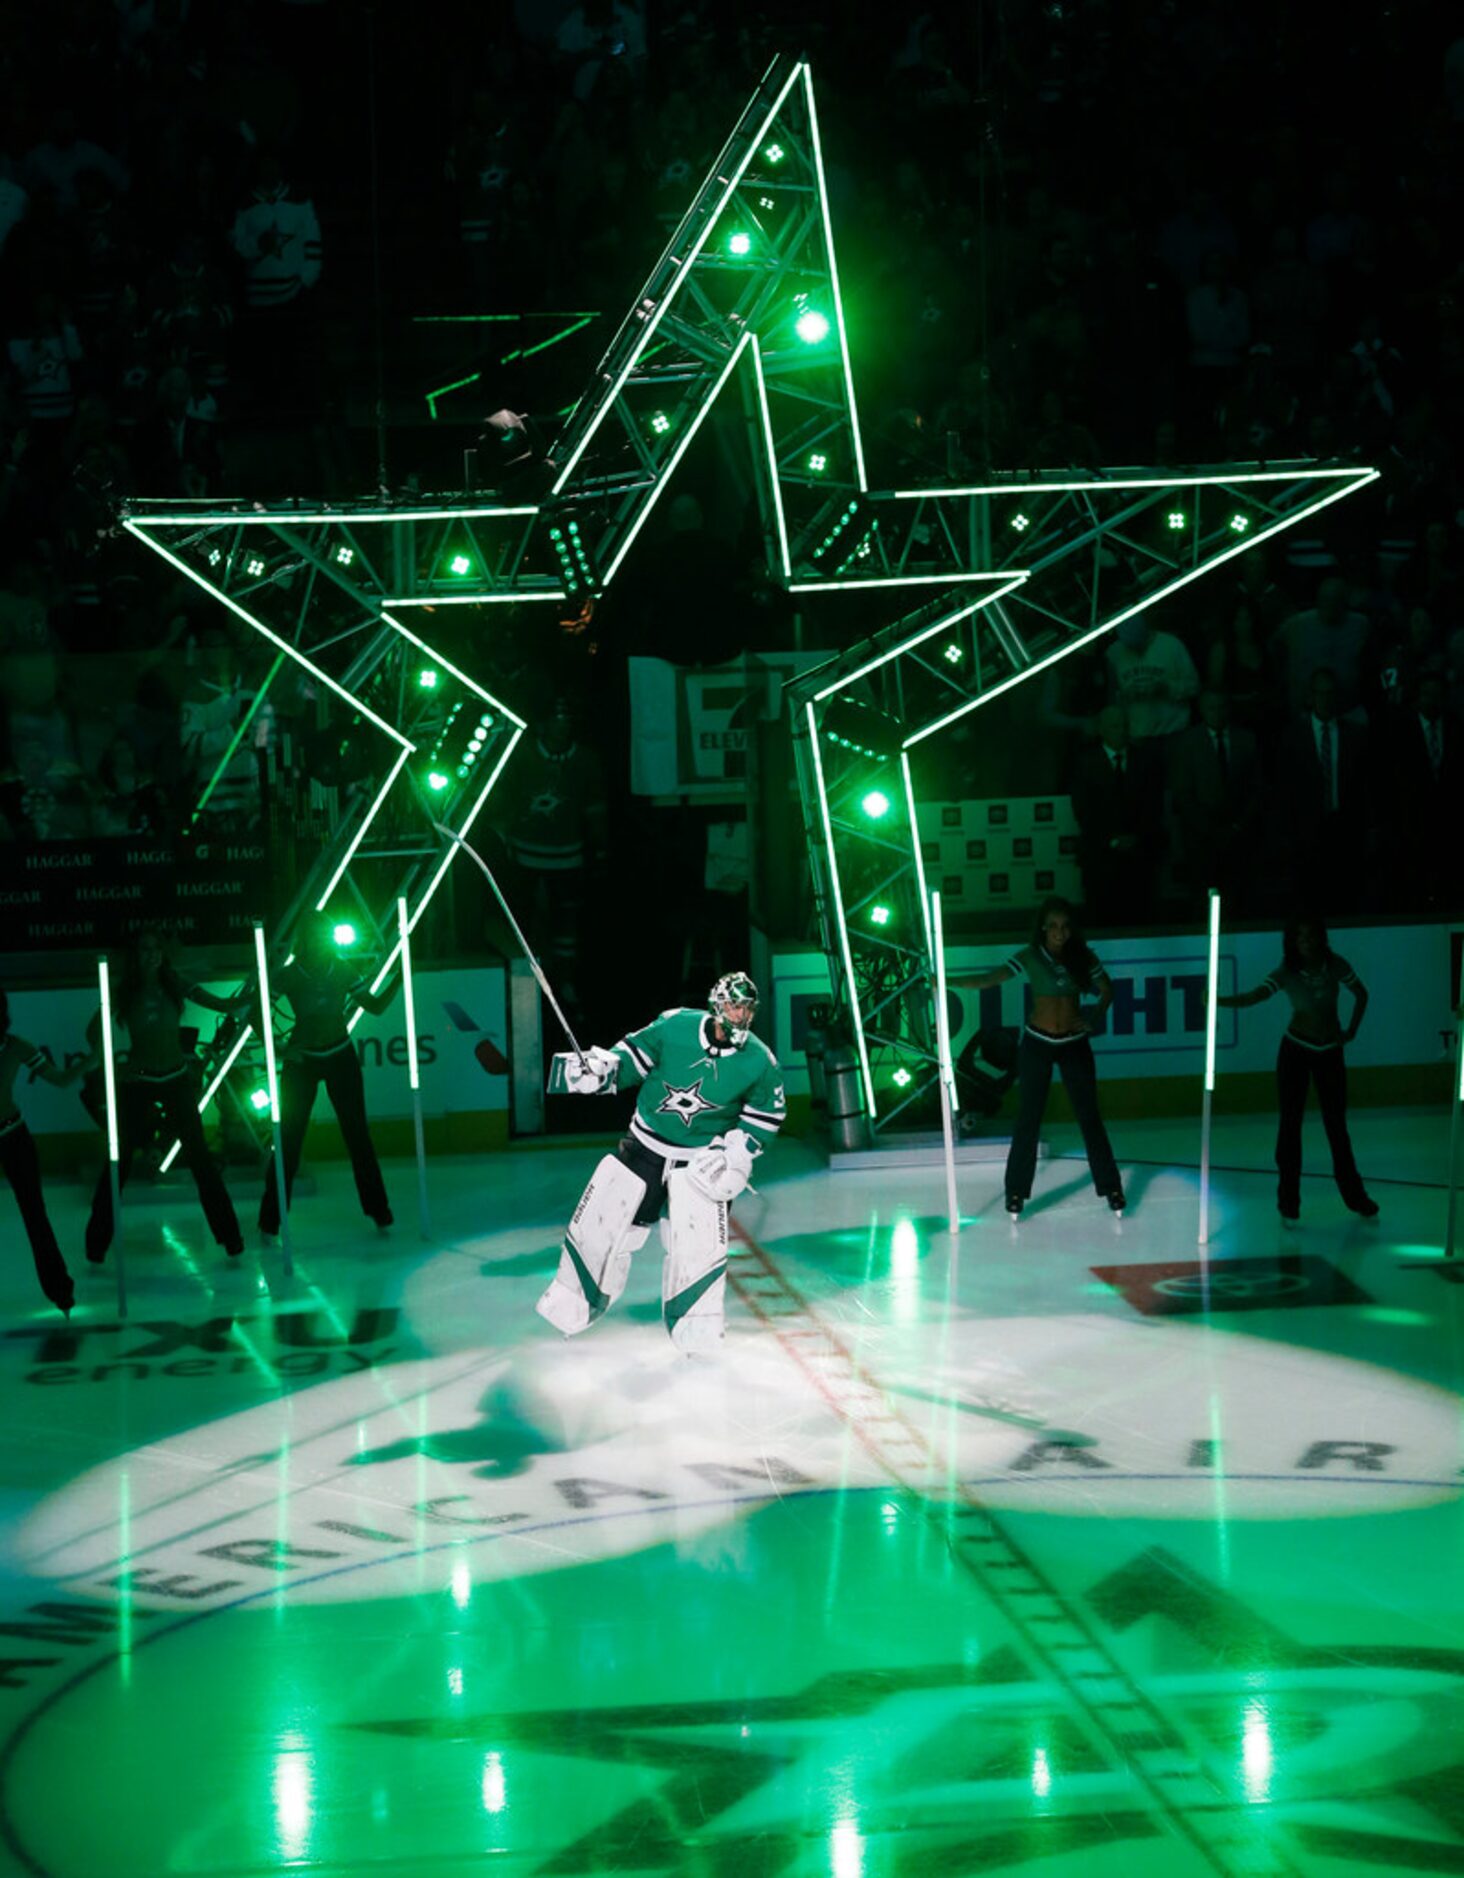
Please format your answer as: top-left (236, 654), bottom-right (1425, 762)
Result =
top-left (613, 1008), bottom-right (785, 1156)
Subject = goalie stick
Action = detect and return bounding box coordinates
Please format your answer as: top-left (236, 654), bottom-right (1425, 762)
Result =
top-left (431, 820), bottom-right (589, 1067)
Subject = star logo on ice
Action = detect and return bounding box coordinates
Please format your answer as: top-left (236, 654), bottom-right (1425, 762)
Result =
top-left (655, 1079), bottom-right (720, 1129)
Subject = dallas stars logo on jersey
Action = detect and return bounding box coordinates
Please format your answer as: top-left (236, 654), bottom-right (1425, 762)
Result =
top-left (614, 1009), bottom-right (786, 1154)
top-left (655, 1079), bottom-right (722, 1129)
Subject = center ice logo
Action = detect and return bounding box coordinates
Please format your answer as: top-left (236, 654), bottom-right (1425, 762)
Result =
top-left (14, 1309), bottom-right (1460, 1615)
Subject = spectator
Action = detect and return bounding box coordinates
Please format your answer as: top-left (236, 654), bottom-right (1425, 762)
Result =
top-left (1381, 671), bottom-right (1461, 908)
top-left (1250, 225), bottom-right (1328, 377)
top-left (23, 108), bottom-right (127, 212)
top-left (1168, 687), bottom-right (1263, 900)
top-left (1270, 576), bottom-right (1371, 718)
top-left (1274, 667), bottom-right (1372, 906)
top-left (1070, 703), bottom-right (1165, 924)
top-left (229, 153), bottom-right (322, 422)
top-left (1186, 248), bottom-right (1251, 373)
top-left (1105, 615), bottom-right (1199, 742)
top-left (1204, 599), bottom-right (1274, 741)
top-left (1370, 604), bottom-right (1443, 713)
top-left (7, 294), bottom-right (84, 430)
top-left (135, 365), bottom-right (221, 496)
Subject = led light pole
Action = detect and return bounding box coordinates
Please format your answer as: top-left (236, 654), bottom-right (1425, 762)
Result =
top-left (930, 891), bottom-right (960, 1238)
top-left (253, 921), bottom-right (294, 1275)
top-left (1447, 944), bottom-right (1464, 1258)
top-left (398, 896), bottom-right (431, 1238)
top-left (97, 956), bottom-right (127, 1319)
top-left (1198, 888), bottom-right (1221, 1249)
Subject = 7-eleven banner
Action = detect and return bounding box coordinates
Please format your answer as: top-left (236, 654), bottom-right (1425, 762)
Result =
top-left (629, 652), bottom-right (821, 799)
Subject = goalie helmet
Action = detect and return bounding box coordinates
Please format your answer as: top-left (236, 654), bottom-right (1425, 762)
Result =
top-left (709, 971), bottom-right (758, 1046)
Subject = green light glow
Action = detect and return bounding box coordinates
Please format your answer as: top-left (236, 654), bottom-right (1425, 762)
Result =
top-left (727, 230), bottom-right (752, 256)
top-left (796, 308), bottom-right (830, 344)
top-left (1011, 513), bottom-right (1030, 532)
top-left (903, 476), bottom-right (1379, 749)
top-left (808, 452), bottom-right (828, 473)
top-left (448, 552), bottom-right (474, 575)
top-left (418, 668), bottom-right (439, 689)
top-left (758, 194), bottom-right (775, 209)
top-left (246, 556), bottom-right (266, 576)
top-left (943, 643), bottom-right (962, 664)
top-left (1166, 510), bottom-right (1187, 530)
top-left (892, 1067), bottom-right (913, 1088)
top-left (870, 904), bottom-right (892, 926)
top-left (860, 789), bottom-right (891, 819)
top-left (546, 62), bottom-right (803, 497)
top-left (427, 771), bottom-right (450, 793)
top-left (1205, 888), bottom-right (1221, 1092)
top-left (651, 412), bottom-right (671, 435)
top-left (1228, 513), bottom-right (1250, 534)
top-left (764, 142), bottom-right (785, 164)
top-left (332, 922), bottom-right (358, 949)
top-left (250, 1088), bottom-right (271, 1112)
top-left (334, 545), bottom-right (355, 565)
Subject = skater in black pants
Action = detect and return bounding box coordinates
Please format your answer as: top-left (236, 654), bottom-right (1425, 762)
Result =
top-left (0, 989), bottom-right (91, 1315)
top-left (955, 897), bottom-right (1125, 1218)
top-left (258, 918), bottom-right (397, 1237)
top-left (1215, 914), bottom-right (1376, 1222)
top-left (85, 931), bottom-right (249, 1264)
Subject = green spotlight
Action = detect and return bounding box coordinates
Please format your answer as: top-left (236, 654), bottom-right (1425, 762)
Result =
top-left (418, 668), bottom-right (439, 690)
top-left (726, 230), bottom-right (752, 256)
top-left (808, 451), bottom-right (828, 473)
top-left (870, 904), bottom-right (892, 927)
top-left (892, 1066), bottom-right (913, 1088)
top-left (332, 922), bottom-right (357, 949)
top-left (758, 194), bottom-right (776, 210)
top-left (764, 142), bottom-right (785, 165)
top-left (207, 547), bottom-right (223, 566)
top-left (249, 1087), bottom-right (271, 1112)
top-left (1010, 513), bottom-right (1030, 533)
top-left (860, 789), bottom-right (891, 819)
top-left (448, 552), bottom-right (473, 575)
top-left (1228, 512), bottom-right (1251, 534)
top-left (1166, 510), bottom-right (1187, 531)
top-left (334, 545), bottom-right (355, 565)
top-left (427, 770), bottom-right (450, 793)
top-left (246, 555), bottom-right (266, 576)
top-left (650, 412), bottom-right (671, 435)
top-left (795, 308), bottom-right (830, 344)
top-left (943, 643), bottom-right (962, 664)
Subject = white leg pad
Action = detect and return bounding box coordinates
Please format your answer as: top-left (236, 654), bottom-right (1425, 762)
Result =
top-left (536, 1155), bottom-right (648, 1336)
top-left (662, 1167), bottom-right (729, 1353)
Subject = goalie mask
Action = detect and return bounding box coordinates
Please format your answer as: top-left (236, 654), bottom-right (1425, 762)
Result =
top-left (709, 971), bottom-right (758, 1046)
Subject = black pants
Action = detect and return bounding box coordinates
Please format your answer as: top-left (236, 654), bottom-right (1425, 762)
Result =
top-left (1275, 1035), bottom-right (1365, 1210)
top-left (87, 1068), bottom-right (241, 1259)
top-left (0, 1117), bottom-right (74, 1311)
top-left (260, 1043), bottom-right (390, 1232)
top-left (614, 1133), bottom-right (682, 1228)
top-left (1005, 1031), bottom-right (1120, 1202)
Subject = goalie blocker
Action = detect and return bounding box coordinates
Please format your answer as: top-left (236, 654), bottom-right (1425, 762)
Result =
top-left (535, 975), bottom-right (784, 1351)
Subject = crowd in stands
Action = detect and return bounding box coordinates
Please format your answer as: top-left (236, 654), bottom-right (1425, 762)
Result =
top-left (0, 1), bottom-right (1459, 936)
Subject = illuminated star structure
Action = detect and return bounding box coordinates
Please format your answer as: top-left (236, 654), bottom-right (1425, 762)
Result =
top-left (124, 53), bottom-right (1375, 1137)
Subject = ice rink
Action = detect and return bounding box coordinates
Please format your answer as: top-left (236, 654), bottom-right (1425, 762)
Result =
top-left (0, 1106), bottom-right (1458, 1876)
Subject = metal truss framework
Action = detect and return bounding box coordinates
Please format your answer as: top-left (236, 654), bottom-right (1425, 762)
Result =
top-left (787, 462), bottom-right (1377, 1129)
top-left (121, 50), bottom-right (1377, 1139)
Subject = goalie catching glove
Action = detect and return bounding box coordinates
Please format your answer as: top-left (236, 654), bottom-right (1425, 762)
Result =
top-left (556, 1045), bottom-right (619, 1095)
top-left (685, 1127), bottom-right (761, 1203)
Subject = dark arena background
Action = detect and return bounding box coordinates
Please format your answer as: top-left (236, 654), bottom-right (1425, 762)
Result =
top-left (0, 3), bottom-right (1462, 1873)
